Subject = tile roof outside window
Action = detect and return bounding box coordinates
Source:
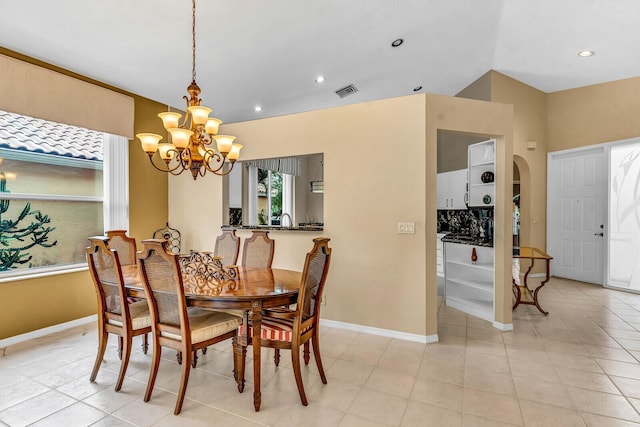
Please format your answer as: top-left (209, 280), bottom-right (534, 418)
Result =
top-left (0, 110), bottom-right (103, 161)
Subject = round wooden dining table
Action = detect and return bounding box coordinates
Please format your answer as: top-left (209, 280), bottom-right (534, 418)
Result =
top-left (120, 264), bottom-right (301, 412)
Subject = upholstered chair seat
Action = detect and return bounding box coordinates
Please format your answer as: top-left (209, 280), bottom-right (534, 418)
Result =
top-left (107, 300), bottom-right (152, 330)
top-left (137, 238), bottom-right (241, 415)
top-left (235, 237), bottom-right (331, 406)
top-left (161, 309), bottom-right (239, 343)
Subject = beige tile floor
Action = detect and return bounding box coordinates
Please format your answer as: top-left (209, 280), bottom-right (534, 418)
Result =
top-left (4, 277), bottom-right (640, 425)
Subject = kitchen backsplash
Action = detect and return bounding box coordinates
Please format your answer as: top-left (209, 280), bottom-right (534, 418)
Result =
top-left (229, 208), bottom-right (242, 226)
top-left (438, 208), bottom-right (494, 241)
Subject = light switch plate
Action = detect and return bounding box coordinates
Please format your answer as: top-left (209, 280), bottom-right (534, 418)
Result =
top-left (397, 222), bottom-right (415, 234)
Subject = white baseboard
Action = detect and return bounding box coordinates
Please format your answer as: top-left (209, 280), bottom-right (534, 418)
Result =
top-left (320, 319), bottom-right (437, 344)
top-left (2, 315), bottom-right (437, 349)
top-left (0, 315), bottom-right (97, 349)
top-left (492, 321), bottom-right (514, 331)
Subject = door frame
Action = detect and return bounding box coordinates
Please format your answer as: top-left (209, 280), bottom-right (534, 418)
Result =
top-left (547, 144), bottom-right (608, 285)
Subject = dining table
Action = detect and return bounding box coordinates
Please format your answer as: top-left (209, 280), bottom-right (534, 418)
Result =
top-left (120, 259), bottom-right (301, 412)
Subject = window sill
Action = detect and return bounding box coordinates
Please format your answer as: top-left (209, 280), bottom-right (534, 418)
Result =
top-left (0, 265), bottom-right (88, 283)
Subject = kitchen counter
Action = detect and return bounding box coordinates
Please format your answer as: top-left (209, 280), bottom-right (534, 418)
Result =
top-left (441, 233), bottom-right (493, 247)
top-left (223, 225), bottom-right (323, 232)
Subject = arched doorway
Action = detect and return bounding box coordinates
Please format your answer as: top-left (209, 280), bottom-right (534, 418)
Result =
top-left (513, 155), bottom-right (530, 248)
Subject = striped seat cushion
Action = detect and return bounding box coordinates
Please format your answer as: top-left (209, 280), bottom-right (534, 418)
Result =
top-left (239, 318), bottom-right (293, 342)
top-left (239, 317), bottom-right (313, 342)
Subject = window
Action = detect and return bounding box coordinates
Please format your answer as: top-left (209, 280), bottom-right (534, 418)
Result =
top-left (227, 154), bottom-right (323, 227)
top-left (0, 110), bottom-right (128, 276)
top-left (257, 168), bottom-right (289, 226)
top-left (245, 157), bottom-right (298, 226)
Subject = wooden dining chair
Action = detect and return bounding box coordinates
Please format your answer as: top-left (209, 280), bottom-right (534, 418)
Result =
top-left (214, 229), bottom-right (240, 266)
top-left (137, 238), bottom-right (241, 415)
top-left (86, 236), bottom-right (151, 392)
top-left (241, 230), bottom-right (275, 268)
top-left (236, 237), bottom-right (332, 406)
top-left (105, 230), bottom-right (137, 266)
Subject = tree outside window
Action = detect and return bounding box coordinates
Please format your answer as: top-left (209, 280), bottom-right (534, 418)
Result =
top-left (257, 168), bottom-right (283, 226)
top-left (0, 110), bottom-right (105, 275)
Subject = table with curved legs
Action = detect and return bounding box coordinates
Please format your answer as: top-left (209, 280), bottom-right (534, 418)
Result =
top-left (512, 247), bottom-right (553, 315)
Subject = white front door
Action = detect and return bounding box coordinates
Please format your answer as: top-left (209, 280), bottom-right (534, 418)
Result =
top-left (548, 147), bottom-right (607, 285)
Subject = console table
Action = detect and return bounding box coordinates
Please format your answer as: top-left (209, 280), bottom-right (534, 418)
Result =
top-left (512, 247), bottom-right (553, 315)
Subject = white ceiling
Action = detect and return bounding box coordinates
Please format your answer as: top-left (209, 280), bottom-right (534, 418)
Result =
top-left (1, 0), bottom-right (639, 124)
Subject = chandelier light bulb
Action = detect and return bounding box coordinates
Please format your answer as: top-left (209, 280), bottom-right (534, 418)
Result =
top-left (168, 128), bottom-right (194, 149)
top-left (136, 133), bottom-right (163, 153)
top-left (205, 117), bottom-right (222, 135)
top-left (213, 135), bottom-right (236, 154)
top-left (227, 143), bottom-right (243, 161)
top-left (187, 106), bottom-right (212, 125)
top-left (158, 112), bottom-right (182, 130)
top-left (157, 142), bottom-right (176, 160)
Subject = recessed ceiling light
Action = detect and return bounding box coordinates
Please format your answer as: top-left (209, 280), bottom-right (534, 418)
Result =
top-left (391, 38), bottom-right (404, 47)
top-left (254, 105), bottom-right (262, 112)
top-left (315, 75), bottom-right (326, 84)
top-left (413, 86), bottom-right (423, 92)
top-left (578, 49), bottom-right (595, 57)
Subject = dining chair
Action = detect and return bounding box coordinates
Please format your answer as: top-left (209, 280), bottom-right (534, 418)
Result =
top-left (241, 230), bottom-right (275, 268)
top-left (137, 238), bottom-right (241, 415)
top-left (106, 229), bottom-right (144, 306)
top-left (214, 229), bottom-right (240, 266)
top-left (237, 237), bottom-right (332, 406)
top-left (86, 236), bottom-right (151, 392)
top-left (105, 230), bottom-right (137, 266)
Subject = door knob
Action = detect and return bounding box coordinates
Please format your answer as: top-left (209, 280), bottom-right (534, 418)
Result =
top-left (594, 232), bottom-right (604, 236)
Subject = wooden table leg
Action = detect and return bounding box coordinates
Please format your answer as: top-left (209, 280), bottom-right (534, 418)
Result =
top-left (233, 311), bottom-right (248, 393)
top-left (512, 277), bottom-right (522, 310)
top-left (532, 259), bottom-right (550, 315)
top-left (250, 301), bottom-right (263, 411)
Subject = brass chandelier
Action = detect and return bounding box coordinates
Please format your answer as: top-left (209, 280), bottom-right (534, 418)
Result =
top-left (136, 0), bottom-right (242, 180)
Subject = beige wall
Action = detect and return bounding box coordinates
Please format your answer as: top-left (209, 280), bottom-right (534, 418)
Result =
top-left (456, 71), bottom-right (492, 102)
top-left (171, 95), bottom-right (429, 336)
top-left (548, 76), bottom-right (640, 151)
top-left (437, 132), bottom-right (487, 173)
top-left (169, 93), bottom-right (513, 337)
top-left (490, 71), bottom-right (547, 251)
top-left (0, 50), bottom-right (168, 339)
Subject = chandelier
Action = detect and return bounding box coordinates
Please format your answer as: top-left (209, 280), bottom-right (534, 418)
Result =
top-left (136, 0), bottom-right (242, 180)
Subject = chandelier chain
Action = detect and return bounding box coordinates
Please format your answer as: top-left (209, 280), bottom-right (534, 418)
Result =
top-left (191, 0), bottom-right (196, 82)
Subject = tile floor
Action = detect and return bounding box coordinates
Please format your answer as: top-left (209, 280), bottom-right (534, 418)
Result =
top-left (4, 277), bottom-right (640, 425)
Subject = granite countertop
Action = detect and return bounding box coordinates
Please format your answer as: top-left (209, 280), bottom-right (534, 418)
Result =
top-left (441, 233), bottom-right (493, 247)
top-left (223, 225), bottom-right (323, 232)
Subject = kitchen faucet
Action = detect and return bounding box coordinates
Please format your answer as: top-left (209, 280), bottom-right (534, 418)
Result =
top-left (281, 213), bottom-right (293, 228)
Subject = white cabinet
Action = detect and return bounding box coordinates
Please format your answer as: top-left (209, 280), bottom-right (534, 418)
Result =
top-left (444, 242), bottom-right (494, 321)
top-left (436, 233), bottom-right (446, 277)
top-left (437, 169), bottom-right (467, 210)
top-left (468, 139), bottom-right (495, 207)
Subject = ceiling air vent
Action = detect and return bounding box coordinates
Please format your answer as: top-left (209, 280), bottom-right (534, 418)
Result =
top-left (335, 84), bottom-right (358, 98)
